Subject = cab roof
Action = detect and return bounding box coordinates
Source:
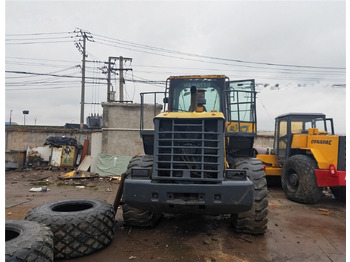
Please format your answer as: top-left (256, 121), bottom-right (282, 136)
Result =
top-left (276, 113), bottom-right (326, 120)
top-left (168, 75), bottom-right (227, 80)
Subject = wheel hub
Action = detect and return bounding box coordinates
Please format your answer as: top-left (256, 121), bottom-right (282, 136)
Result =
top-left (289, 172), bottom-right (299, 188)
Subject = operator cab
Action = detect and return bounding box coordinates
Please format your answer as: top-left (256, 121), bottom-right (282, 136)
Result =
top-left (274, 113), bottom-right (335, 163)
top-left (166, 76), bottom-right (257, 134)
top-left (168, 75), bottom-right (224, 112)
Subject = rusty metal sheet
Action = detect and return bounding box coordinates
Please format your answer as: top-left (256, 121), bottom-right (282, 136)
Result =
top-left (50, 147), bottom-right (62, 167)
top-left (60, 145), bottom-right (76, 167)
top-left (5, 151), bottom-right (26, 169)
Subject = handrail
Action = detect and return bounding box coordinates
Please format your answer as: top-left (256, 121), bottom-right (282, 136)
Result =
top-left (140, 92), bottom-right (168, 130)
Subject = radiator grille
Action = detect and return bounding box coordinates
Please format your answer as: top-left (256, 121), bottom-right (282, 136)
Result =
top-left (153, 118), bottom-right (224, 182)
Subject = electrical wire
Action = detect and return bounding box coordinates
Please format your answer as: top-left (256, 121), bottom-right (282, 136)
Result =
top-left (92, 33), bottom-right (345, 71)
top-left (6, 32), bottom-right (70, 36)
top-left (92, 38), bottom-right (345, 83)
top-left (5, 30), bottom-right (345, 98)
top-left (6, 32), bottom-right (74, 45)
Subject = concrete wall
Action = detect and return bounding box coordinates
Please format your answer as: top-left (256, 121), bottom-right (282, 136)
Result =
top-left (91, 132), bottom-right (102, 172)
top-left (5, 126), bottom-right (94, 153)
top-left (5, 109), bottom-right (274, 161)
top-left (254, 133), bottom-right (274, 148)
top-left (101, 102), bottom-right (162, 156)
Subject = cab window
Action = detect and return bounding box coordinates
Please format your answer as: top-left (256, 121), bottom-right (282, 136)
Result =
top-left (290, 121), bottom-right (303, 134)
top-left (170, 78), bottom-right (223, 112)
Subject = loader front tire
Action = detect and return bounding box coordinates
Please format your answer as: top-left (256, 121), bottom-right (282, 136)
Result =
top-left (122, 155), bottom-right (162, 227)
top-left (231, 157), bottom-right (268, 235)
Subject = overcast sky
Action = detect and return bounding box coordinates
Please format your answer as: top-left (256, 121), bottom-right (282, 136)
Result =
top-left (4, 0), bottom-right (346, 133)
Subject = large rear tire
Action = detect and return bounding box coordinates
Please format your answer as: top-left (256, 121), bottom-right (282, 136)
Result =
top-left (6, 220), bottom-right (54, 262)
top-left (25, 199), bottom-right (115, 259)
top-left (281, 155), bottom-right (322, 204)
top-left (122, 155), bottom-right (162, 227)
top-left (231, 157), bottom-right (268, 235)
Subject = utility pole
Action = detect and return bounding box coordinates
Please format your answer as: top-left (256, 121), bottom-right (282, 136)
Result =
top-left (106, 56), bottom-right (132, 102)
top-left (80, 36), bottom-right (86, 129)
top-left (74, 28), bottom-right (93, 129)
top-left (9, 110), bottom-right (13, 125)
top-left (107, 56), bottom-right (114, 102)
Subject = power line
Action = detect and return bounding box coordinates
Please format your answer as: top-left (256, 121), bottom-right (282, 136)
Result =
top-left (6, 40), bottom-right (74, 45)
top-left (6, 56), bottom-right (78, 63)
top-left (4, 70), bottom-right (166, 89)
top-left (7, 69), bottom-right (344, 89)
top-left (6, 82), bottom-right (106, 90)
top-left (5, 30), bottom-right (345, 96)
top-left (6, 70), bottom-right (87, 79)
top-left (93, 37), bottom-right (345, 80)
top-left (6, 31), bottom-right (345, 72)
top-left (6, 32), bottom-right (70, 36)
top-left (92, 33), bottom-right (345, 71)
top-left (5, 32), bottom-right (73, 45)
top-left (6, 36), bottom-right (73, 41)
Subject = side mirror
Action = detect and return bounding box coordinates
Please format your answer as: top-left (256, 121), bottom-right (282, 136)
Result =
top-left (163, 97), bottom-right (169, 103)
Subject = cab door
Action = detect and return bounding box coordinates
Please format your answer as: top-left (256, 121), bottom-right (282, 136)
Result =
top-left (225, 79), bottom-right (257, 157)
top-left (275, 118), bottom-right (289, 162)
top-left (225, 79), bottom-right (256, 134)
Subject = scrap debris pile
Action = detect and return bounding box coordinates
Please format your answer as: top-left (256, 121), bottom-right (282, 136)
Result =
top-left (6, 136), bottom-right (83, 170)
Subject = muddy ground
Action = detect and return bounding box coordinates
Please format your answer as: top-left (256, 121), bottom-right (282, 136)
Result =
top-left (5, 169), bottom-right (346, 262)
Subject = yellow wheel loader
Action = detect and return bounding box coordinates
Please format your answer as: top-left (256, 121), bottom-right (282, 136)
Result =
top-left (257, 113), bottom-right (346, 204)
top-left (119, 75), bottom-right (268, 235)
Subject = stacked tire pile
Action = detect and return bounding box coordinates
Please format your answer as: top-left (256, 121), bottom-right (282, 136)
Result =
top-left (6, 199), bottom-right (115, 261)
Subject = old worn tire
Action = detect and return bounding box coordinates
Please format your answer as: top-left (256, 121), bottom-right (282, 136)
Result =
top-left (122, 155), bottom-right (162, 227)
top-left (281, 155), bottom-right (322, 204)
top-left (330, 186), bottom-right (346, 202)
top-left (231, 158), bottom-right (268, 235)
top-left (6, 220), bottom-right (54, 262)
top-left (25, 199), bottom-right (115, 259)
